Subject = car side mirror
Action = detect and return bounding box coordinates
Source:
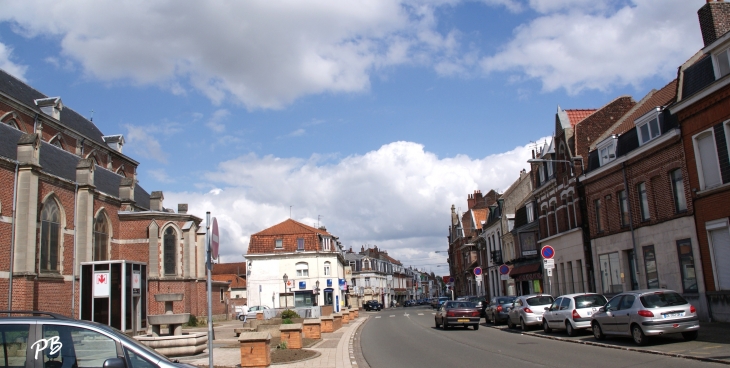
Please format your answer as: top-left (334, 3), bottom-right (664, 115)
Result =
top-left (544, 307), bottom-right (549, 311)
top-left (103, 358), bottom-right (126, 368)
top-left (598, 307), bottom-right (606, 313)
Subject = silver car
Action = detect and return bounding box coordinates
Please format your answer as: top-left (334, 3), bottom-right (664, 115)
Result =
top-left (542, 293), bottom-right (607, 336)
top-left (507, 294), bottom-right (554, 331)
top-left (590, 289), bottom-right (700, 346)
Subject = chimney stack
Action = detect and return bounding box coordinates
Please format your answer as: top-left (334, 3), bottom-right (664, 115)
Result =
top-left (178, 203), bottom-right (188, 214)
top-left (698, 0), bottom-right (730, 46)
top-left (150, 191), bottom-right (164, 211)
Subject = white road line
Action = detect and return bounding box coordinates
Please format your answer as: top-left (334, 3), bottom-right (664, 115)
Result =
top-left (390, 315), bottom-right (395, 317)
top-left (418, 313), bottom-right (424, 315)
top-left (375, 316), bottom-right (381, 318)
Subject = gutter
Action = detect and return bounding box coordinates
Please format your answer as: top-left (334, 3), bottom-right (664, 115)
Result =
top-left (7, 161), bottom-right (18, 313)
top-left (622, 162), bottom-right (642, 287)
top-left (71, 183), bottom-right (78, 317)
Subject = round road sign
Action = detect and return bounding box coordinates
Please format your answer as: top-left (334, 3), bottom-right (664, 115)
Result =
top-left (211, 217), bottom-right (219, 260)
top-left (541, 245), bottom-right (555, 259)
top-left (449, 277), bottom-right (455, 283)
top-left (499, 264), bottom-right (510, 275)
top-left (474, 267), bottom-right (482, 276)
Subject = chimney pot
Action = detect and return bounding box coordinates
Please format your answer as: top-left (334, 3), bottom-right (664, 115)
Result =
top-left (698, 0), bottom-right (730, 46)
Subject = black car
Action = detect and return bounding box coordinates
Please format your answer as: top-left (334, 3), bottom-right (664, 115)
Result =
top-left (363, 300), bottom-right (382, 311)
top-left (468, 296), bottom-right (488, 318)
top-left (485, 296), bottom-right (517, 325)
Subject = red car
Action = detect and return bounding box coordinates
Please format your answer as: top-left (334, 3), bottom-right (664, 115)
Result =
top-left (435, 301), bottom-right (481, 330)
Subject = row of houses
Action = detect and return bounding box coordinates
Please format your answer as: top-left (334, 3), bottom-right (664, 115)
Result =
top-left (244, 219), bottom-right (442, 311)
top-left (447, 0), bottom-right (730, 323)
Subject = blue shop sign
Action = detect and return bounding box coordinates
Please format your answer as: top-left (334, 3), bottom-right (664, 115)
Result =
top-left (327, 279), bottom-right (332, 287)
top-left (299, 281), bottom-right (306, 289)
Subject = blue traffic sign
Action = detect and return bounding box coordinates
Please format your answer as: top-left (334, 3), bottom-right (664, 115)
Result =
top-left (541, 245), bottom-right (555, 259)
top-left (474, 267), bottom-right (482, 276)
top-left (449, 277), bottom-right (455, 283)
top-left (499, 264), bottom-right (509, 275)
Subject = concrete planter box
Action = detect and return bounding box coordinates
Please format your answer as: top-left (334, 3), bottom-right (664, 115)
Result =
top-left (238, 332), bottom-right (271, 368)
top-left (302, 318), bottom-right (321, 339)
top-left (279, 323), bottom-right (303, 349)
top-left (134, 332), bottom-right (207, 357)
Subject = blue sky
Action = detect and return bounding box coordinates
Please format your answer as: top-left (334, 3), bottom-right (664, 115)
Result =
top-left (0, 0), bottom-right (706, 274)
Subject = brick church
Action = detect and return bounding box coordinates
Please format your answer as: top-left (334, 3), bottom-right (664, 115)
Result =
top-left (0, 68), bottom-right (226, 331)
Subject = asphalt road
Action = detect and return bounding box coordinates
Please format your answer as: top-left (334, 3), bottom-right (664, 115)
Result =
top-left (359, 305), bottom-right (723, 368)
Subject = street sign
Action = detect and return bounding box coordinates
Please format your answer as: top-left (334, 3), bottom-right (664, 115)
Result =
top-left (541, 245), bottom-right (555, 259)
top-left (211, 217), bottom-right (220, 260)
top-left (475, 274), bottom-right (482, 283)
top-left (546, 268), bottom-right (553, 276)
top-left (94, 272), bottom-right (110, 297)
top-left (498, 264), bottom-right (509, 275)
top-left (443, 276), bottom-right (450, 284)
top-left (474, 267), bottom-right (482, 276)
top-left (449, 277), bottom-right (455, 283)
top-left (500, 274), bottom-right (509, 281)
top-left (543, 258), bottom-right (555, 269)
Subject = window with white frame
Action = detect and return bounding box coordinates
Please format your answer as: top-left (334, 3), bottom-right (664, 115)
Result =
top-left (323, 237), bottom-right (331, 251)
top-left (670, 169), bottom-right (687, 213)
top-left (635, 108), bottom-right (662, 145)
top-left (546, 160), bottom-right (553, 177)
top-left (275, 239), bottom-right (283, 248)
top-left (365, 277), bottom-right (371, 287)
top-left (693, 130), bottom-right (722, 190)
top-left (597, 136), bottom-right (618, 166)
top-left (526, 203), bottom-right (534, 223)
top-left (297, 238), bottom-right (304, 251)
top-left (707, 220), bottom-right (730, 290)
top-left (295, 262), bottom-right (309, 277)
top-left (324, 261), bottom-right (331, 276)
top-left (714, 46), bottom-right (730, 78)
top-left (539, 166), bottom-right (545, 183)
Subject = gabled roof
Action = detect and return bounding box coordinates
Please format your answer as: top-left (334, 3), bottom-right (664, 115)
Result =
top-left (612, 79), bottom-right (677, 136)
top-left (211, 274), bottom-right (246, 288)
top-left (565, 109), bottom-right (597, 127)
top-left (471, 208), bottom-right (488, 228)
top-left (212, 262), bottom-right (247, 275)
top-left (252, 218), bottom-right (332, 237)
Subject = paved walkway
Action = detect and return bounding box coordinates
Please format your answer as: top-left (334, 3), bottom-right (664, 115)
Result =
top-left (178, 316), bottom-right (366, 368)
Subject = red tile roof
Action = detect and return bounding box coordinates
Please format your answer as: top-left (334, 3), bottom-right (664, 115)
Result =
top-left (566, 109), bottom-right (597, 127)
top-left (252, 218), bottom-right (332, 237)
top-left (212, 262), bottom-right (247, 275)
top-left (212, 274), bottom-right (247, 288)
top-left (612, 79), bottom-right (677, 136)
top-left (472, 208), bottom-right (488, 228)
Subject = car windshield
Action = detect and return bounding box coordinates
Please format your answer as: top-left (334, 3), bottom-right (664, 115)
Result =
top-left (640, 292), bottom-right (688, 308)
top-left (526, 296), bottom-right (554, 306)
top-left (498, 297), bottom-right (516, 305)
top-left (574, 295), bottom-right (607, 308)
top-left (446, 302), bottom-right (476, 308)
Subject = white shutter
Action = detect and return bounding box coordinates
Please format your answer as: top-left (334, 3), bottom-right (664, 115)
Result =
top-left (710, 228), bottom-right (730, 290)
top-left (697, 133), bottom-right (722, 189)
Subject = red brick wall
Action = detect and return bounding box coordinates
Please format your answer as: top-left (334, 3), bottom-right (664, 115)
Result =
top-left (677, 82), bottom-right (730, 292)
top-left (249, 233), bottom-right (320, 253)
top-left (575, 96), bottom-right (636, 159)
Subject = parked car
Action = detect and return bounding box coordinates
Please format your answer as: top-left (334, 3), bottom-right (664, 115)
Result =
top-left (434, 301), bottom-right (481, 330)
top-left (468, 296), bottom-right (488, 317)
top-left (542, 293), bottom-right (607, 336)
top-left (237, 305), bottom-right (270, 320)
top-left (590, 289), bottom-right (700, 346)
top-left (364, 300), bottom-right (383, 311)
top-left (507, 294), bottom-right (554, 331)
top-left (485, 296), bottom-right (516, 325)
top-left (431, 297), bottom-right (450, 309)
top-left (0, 310), bottom-right (197, 368)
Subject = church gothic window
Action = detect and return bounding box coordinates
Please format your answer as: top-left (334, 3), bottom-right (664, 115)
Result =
top-left (164, 227), bottom-right (177, 275)
top-left (40, 199), bottom-right (61, 272)
top-left (94, 213), bottom-right (109, 261)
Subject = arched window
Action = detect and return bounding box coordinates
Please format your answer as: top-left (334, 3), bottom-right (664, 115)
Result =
top-left (324, 261), bottom-right (331, 276)
top-left (40, 199), bottom-right (61, 272)
top-left (6, 119), bottom-right (19, 130)
top-left (163, 227), bottom-right (177, 275)
top-left (296, 262), bottom-right (309, 277)
top-left (93, 213), bottom-right (109, 261)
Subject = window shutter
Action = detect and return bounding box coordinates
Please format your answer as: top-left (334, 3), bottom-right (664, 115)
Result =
top-left (710, 228), bottom-right (730, 290)
top-left (697, 133), bottom-right (722, 188)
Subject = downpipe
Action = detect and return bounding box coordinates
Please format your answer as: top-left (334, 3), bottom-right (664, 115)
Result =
top-left (7, 162), bottom-right (19, 313)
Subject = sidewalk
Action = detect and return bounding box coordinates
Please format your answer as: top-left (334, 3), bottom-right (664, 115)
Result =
top-left (178, 315), bottom-right (367, 368)
top-left (492, 321), bottom-right (730, 365)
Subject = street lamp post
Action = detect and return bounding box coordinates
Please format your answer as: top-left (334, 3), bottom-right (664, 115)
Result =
top-left (283, 273), bottom-right (288, 309)
top-left (315, 280), bottom-right (320, 306)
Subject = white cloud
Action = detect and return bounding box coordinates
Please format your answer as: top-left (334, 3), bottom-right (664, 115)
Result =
top-left (163, 138), bottom-right (547, 273)
top-left (0, 1), bottom-right (464, 110)
top-left (0, 42), bottom-right (27, 81)
top-left (481, 0), bottom-right (706, 94)
top-left (148, 169), bottom-right (175, 183)
top-left (123, 124), bottom-right (169, 164)
top-left (206, 109), bottom-right (229, 133)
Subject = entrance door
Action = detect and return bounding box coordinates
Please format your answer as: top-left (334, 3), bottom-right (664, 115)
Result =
top-left (324, 289), bottom-right (334, 305)
top-left (628, 250), bottom-right (639, 290)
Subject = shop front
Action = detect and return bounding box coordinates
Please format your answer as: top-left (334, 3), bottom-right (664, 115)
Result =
top-left (509, 262), bottom-right (543, 295)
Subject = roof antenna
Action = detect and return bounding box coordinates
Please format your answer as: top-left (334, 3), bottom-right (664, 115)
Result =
top-left (89, 109), bottom-right (94, 122)
top-left (290, 206), bottom-right (292, 218)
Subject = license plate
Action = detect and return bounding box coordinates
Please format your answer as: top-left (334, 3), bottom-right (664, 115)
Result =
top-left (586, 311), bottom-right (592, 316)
top-left (536, 316), bottom-right (542, 321)
top-left (457, 319), bottom-right (469, 322)
top-left (662, 312), bottom-right (685, 319)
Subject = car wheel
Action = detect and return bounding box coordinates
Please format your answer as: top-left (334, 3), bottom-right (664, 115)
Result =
top-left (566, 321), bottom-right (577, 337)
top-left (435, 318), bottom-right (440, 329)
top-left (520, 318), bottom-right (528, 331)
top-left (592, 322), bottom-right (605, 341)
top-left (631, 324), bottom-right (649, 346)
top-left (238, 315), bottom-right (245, 321)
top-left (682, 331), bottom-right (698, 341)
top-left (543, 320), bottom-right (552, 333)
top-left (473, 324), bottom-right (479, 330)
top-left (507, 317), bottom-right (515, 329)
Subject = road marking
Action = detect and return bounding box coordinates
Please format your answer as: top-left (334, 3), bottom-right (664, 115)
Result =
top-left (418, 313), bottom-right (424, 315)
top-left (375, 316), bottom-right (381, 318)
top-left (431, 313), bottom-right (436, 315)
top-left (390, 315), bottom-right (395, 317)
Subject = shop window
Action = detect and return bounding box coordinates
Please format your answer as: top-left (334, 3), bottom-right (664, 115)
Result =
top-left (599, 252), bottom-right (622, 294)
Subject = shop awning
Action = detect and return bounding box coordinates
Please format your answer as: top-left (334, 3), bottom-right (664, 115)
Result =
top-left (509, 263), bottom-right (541, 276)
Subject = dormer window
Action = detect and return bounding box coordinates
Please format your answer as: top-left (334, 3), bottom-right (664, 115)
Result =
top-left (596, 135), bottom-right (618, 166)
top-left (714, 46), bottom-right (730, 78)
top-left (635, 107), bottom-right (662, 145)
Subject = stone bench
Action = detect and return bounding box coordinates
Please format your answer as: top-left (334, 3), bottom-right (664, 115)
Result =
top-left (280, 323), bottom-right (303, 349)
top-left (333, 313), bottom-right (343, 331)
top-left (321, 316), bottom-right (334, 333)
top-left (234, 327), bottom-right (256, 337)
top-left (239, 332), bottom-right (271, 368)
top-left (302, 318), bottom-right (321, 339)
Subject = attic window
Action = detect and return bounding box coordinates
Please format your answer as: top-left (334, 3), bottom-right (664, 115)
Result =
top-left (714, 46), bottom-right (730, 78)
top-left (596, 135), bottom-right (618, 166)
top-left (275, 239), bottom-right (283, 249)
top-left (635, 107), bottom-right (662, 146)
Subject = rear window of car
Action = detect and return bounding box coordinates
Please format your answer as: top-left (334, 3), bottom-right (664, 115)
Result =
top-left (640, 292), bottom-right (688, 308)
top-left (498, 297), bottom-right (515, 304)
top-left (526, 296), bottom-right (554, 306)
top-left (574, 294), bottom-right (607, 308)
top-left (446, 302), bottom-right (476, 308)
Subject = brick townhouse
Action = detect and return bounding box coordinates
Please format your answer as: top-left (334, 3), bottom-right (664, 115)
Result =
top-left (582, 79), bottom-right (709, 319)
top-left (496, 169), bottom-right (532, 296)
top-left (0, 69), bottom-right (225, 333)
top-left (507, 198), bottom-right (541, 295)
top-left (669, 0), bottom-right (730, 322)
top-left (531, 99), bottom-right (635, 297)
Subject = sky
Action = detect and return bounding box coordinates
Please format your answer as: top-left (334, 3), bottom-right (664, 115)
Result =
top-left (0, 0), bottom-right (706, 275)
